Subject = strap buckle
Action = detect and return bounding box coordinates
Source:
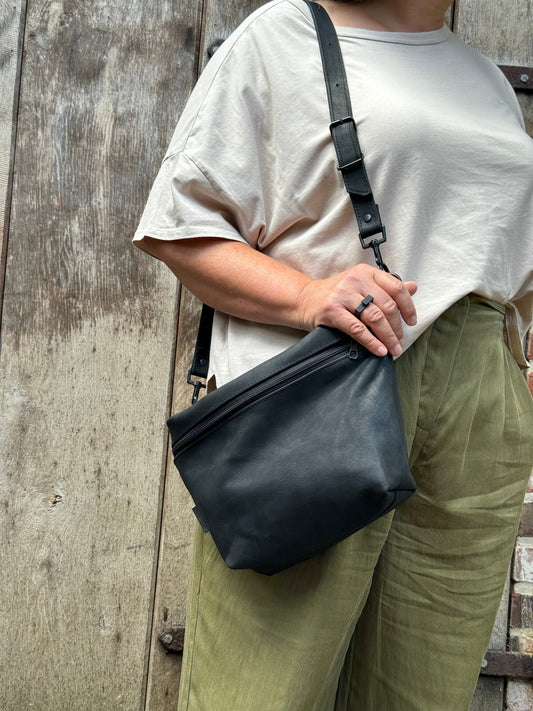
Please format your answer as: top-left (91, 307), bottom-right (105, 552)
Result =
top-left (187, 368), bottom-right (206, 404)
top-left (336, 157), bottom-right (363, 171)
top-left (329, 115), bottom-right (355, 130)
top-left (330, 117), bottom-right (364, 171)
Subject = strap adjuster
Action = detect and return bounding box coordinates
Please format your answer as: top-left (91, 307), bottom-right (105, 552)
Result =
top-left (329, 117), bottom-right (364, 171)
top-left (329, 115), bottom-right (355, 130)
top-left (337, 156), bottom-right (363, 171)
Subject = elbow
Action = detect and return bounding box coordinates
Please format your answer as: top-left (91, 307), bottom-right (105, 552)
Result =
top-left (134, 236), bottom-right (172, 263)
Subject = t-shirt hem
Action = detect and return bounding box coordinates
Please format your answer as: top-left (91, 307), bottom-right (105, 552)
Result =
top-left (132, 228), bottom-right (248, 245)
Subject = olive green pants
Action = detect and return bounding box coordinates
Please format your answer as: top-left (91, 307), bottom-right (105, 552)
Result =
top-left (177, 296), bottom-right (533, 711)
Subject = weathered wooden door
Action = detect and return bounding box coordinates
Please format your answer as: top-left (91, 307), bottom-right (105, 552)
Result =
top-left (1, 1), bottom-right (531, 710)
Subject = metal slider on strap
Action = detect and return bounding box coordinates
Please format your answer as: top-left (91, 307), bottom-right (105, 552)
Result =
top-left (329, 116), bottom-right (365, 173)
top-left (329, 115), bottom-right (355, 130)
top-left (337, 157), bottom-right (363, 171)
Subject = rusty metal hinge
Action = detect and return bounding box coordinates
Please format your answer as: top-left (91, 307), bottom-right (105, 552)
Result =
top-left (498, 65), bottom-right (533, 92)
top-left (481, 650), bottom-right (533, 678)
top-left (158, 626), bottom-right (185, 654)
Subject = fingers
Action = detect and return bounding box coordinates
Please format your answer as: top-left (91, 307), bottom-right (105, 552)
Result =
top-left (354, 295), bottom-right (404, 356)
top-left (374, 271), bottom-right (418, 328)
top-left (351, 275), bottom-right (417, 356)
top-left (295, 265), bottom-right (418, 357)
top-left (333, 307), bottom-right (391, 357)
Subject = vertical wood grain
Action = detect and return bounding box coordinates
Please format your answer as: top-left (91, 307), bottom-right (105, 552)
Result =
top-left (0, 0), bottom-right (26, 325)
top-left (0, 0), bottom-right (202, 708)
top-left (455, 0), bottom-right (532, 134)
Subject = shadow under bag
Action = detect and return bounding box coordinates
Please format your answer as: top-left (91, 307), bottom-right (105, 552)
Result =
top-left (166, 0), bottom-right (416, 575)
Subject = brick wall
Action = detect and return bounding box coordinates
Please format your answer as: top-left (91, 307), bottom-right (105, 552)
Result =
top-left (506, 331), bottom-right (533, 710)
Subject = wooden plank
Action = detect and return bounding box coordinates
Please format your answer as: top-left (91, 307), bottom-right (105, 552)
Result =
top-left (470, 676), bottom-right (505, 711)
top-left (0, 0), bottom-right (26, 323)
top-left (455, 0), bottom-right (533, 135)
top-left (144, 290), bottom-right (201, 709)
top-left (0, 0), bottom-right (202, 708)
top-left (455, 0), bottom-right (533, 65)
top-left (143, 2), bottom-right (266, 708)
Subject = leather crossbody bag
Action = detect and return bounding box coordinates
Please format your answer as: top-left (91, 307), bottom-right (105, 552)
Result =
top-left (166, 0), bottom-right (416, 575)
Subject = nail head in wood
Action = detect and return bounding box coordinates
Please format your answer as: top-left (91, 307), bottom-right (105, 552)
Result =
top-left (498, 65), bottom-right (533, 92)
top-left (158, 626), bottom-right (185, 654)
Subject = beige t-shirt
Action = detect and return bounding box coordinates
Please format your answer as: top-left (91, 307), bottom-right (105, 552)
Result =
top-left (134, 0), bottom-right (533, 384)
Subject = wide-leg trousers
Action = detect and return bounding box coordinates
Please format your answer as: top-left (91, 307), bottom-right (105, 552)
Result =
top-left (176, 295), bottom-right (533, 711)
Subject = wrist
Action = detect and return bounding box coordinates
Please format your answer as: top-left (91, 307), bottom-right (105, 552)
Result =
top-left (294, 279), bottom-right (319, 332)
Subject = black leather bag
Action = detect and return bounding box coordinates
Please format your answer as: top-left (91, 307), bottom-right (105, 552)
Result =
top-left (168, 326), bottom-right (414, 575)
top-left (166, 0), bottom-right (416, 575)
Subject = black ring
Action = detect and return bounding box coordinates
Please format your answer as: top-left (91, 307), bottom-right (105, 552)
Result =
top-left (354, 295), bottom-right (374, 318)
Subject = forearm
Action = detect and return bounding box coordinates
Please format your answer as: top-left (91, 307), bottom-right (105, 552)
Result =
top-left (136, 236), bottom-right (313, 330)
top-left (136, 235), bottom-right (418, 357)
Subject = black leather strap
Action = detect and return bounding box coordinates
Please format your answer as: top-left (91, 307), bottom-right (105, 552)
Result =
top-left (188, 0), bottom-right (392, 400)
top-left (187, 304), bottom-right (213, 402)
top-left (190, 304), bottom-right (213, 379)
top-left (305, 0), bottom-right (389, 259)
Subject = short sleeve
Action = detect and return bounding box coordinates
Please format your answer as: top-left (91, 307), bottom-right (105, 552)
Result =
top-left (132, 1), bottom-right (311, 249)
top-left (133, 151), bottom-right (250, 245)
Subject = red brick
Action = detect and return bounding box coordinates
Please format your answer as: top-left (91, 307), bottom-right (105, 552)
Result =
top-left (510, 591), bottom-right (533, 628)
top-left (527, 331), bottom-right (533, 361)
top-left (508, 630), bottom-right (533, 653)
top-left (513, 542), bottom-right (533, 583)
top-left (511, 592), bottom-right (522, 627)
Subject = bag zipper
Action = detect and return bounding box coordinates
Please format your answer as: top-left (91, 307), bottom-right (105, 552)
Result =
top-left (173, 342), bottom-right (348, 454)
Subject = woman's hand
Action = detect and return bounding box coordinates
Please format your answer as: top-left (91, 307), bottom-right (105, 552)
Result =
top-left (296, 264), bottom-right (417, 357)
